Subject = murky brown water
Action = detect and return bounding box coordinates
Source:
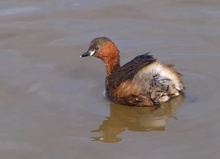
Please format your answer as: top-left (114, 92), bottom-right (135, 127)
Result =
top-left (1, 0), bottom-right (220, 158)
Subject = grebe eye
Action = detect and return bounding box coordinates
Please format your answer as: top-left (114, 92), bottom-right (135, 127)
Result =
top-left (95, 46), bottom-right (99, 51)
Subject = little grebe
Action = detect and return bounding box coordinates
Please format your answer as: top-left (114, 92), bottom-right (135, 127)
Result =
top-left (81, 37), bottom-right (184, 106)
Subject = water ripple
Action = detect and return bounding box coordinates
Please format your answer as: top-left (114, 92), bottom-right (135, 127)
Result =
top-left (0, 6), bottom-right (42, 16)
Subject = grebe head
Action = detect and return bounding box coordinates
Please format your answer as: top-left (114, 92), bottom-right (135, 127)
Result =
top-left (81, 37), bottom-right (119, 62)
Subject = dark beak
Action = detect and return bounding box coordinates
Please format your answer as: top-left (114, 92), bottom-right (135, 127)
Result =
top-left (81, 51), bottom-right (91, 57)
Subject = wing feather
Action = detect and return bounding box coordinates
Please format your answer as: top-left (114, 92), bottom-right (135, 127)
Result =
top-left (108, 53), bottom-right (156, 89)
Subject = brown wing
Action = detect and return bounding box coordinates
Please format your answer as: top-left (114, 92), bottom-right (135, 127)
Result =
top-left (108, 52), bottom-right (156, 89)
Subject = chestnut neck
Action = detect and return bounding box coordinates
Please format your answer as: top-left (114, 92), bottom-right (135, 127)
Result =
top-left (95, 41), bottom-right (121, 88)
top-left (104, 55), bottom-right (120, 87)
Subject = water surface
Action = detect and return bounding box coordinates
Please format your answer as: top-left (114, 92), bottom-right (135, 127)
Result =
top-left (0, 0), bottom-right (220, 159)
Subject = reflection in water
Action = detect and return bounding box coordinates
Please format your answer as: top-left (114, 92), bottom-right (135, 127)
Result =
top-left (91, 95), bottom-right (184, 143)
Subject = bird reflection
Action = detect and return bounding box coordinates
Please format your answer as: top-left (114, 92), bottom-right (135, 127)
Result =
top-left (91, 94), bottom-right (184, 143)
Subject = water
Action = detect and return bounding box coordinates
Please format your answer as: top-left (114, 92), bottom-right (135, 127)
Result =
top-left (0, 0), bottom-right (220, 158)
